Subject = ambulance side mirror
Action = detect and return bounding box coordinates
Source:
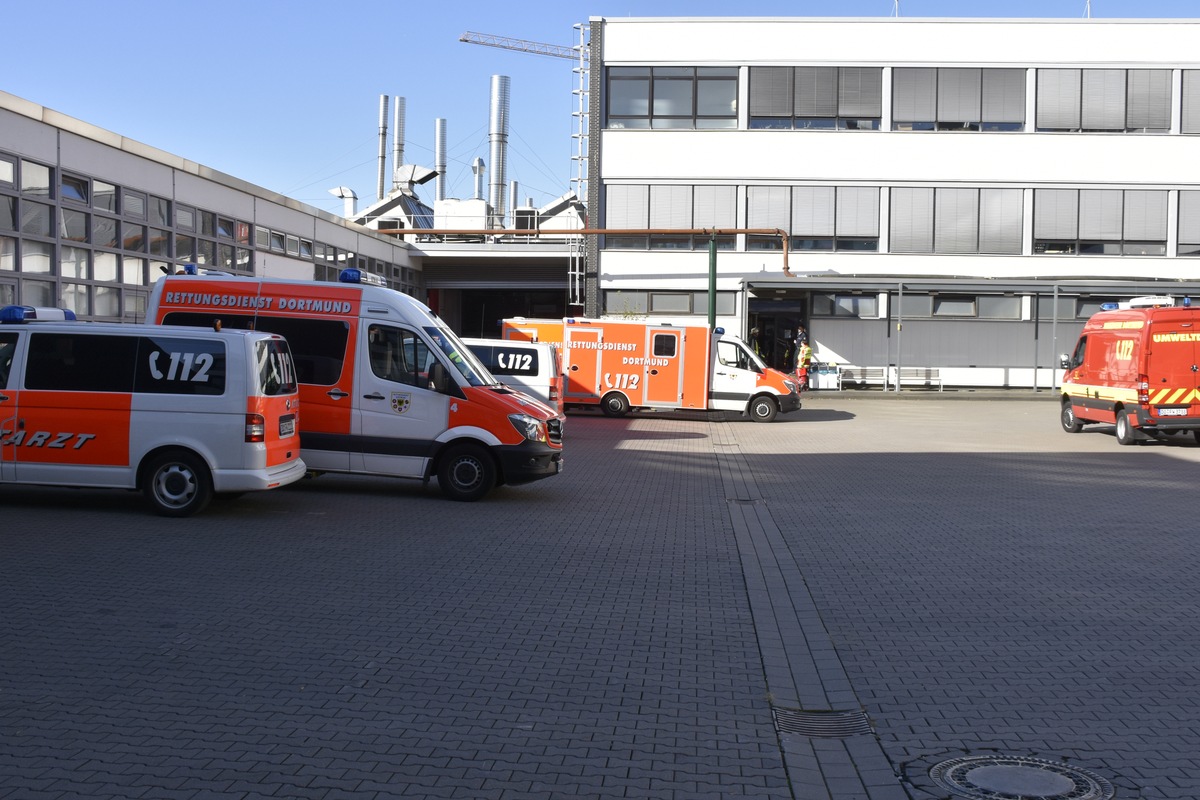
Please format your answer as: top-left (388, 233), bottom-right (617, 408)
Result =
top-left (428, 361), bottom-right (448, 393)
top-left (1059, 353), bottom-right (1071, 369)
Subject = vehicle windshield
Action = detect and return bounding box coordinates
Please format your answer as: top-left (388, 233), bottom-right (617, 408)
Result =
top-left (424, 326), bottom-right (498, 387)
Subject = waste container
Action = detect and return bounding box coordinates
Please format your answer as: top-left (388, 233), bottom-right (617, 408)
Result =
top-left (810, 363), bottom-right (842, 390)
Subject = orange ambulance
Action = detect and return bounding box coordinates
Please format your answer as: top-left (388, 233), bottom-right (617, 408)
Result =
top-left (1060, 295), bottom-right (1200, 445)
top-left (501, 317), bottom-right (801, 422)
top-left (148, 268), bottom-right (563, 500)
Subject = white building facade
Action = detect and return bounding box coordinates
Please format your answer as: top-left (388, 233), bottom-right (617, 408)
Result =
top-left (585, 17), bottom-right (1200, 387)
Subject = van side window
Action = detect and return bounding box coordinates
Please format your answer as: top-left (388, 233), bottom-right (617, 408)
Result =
top-left (487, 346), bottom-right (540, 377)
top-left (26, 333), bottom-right (137, 392)
top-left (368, 324), bottom-right (428, 387)
top-left (0, 332), bottom-right (17, 387)
top-left (162, 312), bottom-right (347, 386)
top-left (134, 336), bottom-right (226, 395)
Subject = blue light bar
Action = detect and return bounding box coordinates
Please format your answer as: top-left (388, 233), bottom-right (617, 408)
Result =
top-left (339, 268), bottom-right (386, 286)
top-left (0, 306), bottom-right (78, 323)
top-left (1099, 303), bottom-right (1120, 311)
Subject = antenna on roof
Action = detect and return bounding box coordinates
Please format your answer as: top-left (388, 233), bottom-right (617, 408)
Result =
top-left (892, 0), bottom-right (900, 16)
top-left (1084, 0), bottom-right (1092, 17)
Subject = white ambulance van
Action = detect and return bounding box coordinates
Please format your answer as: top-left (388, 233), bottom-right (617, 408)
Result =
top-left (0, 305), bottom-right (305, 516)
top-left (147, 268), bottom-right (564, 501)
top-left (462, 338), bottom-right (565, 416)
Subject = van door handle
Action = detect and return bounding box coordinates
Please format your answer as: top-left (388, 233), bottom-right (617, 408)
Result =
top-left (0, 394), bottom-right (8, 402)
top-left (327, 389), bottom-right (350, 399)
top-left (363, 392), bottom-right (385, 400)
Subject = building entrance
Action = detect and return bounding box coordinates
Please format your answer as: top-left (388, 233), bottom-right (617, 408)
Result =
top-left (748, 297), bottom-right (807, 372)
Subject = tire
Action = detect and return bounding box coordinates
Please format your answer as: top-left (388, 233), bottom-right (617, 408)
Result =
top-left (1060, 401), bottom-right (1083, 433)
top-left (1193, 430), bottom-right (1200, 446)
top-left (1115, 409), bottom-right (1137, 446)
top-left (436, 443), bottom-right (496, 502)
top-left (142, 450), bottom-right (213, 517)
top-left (600, 392), bottom-right (631, 418)
top-left (749, 394), bottom-right (778, 423)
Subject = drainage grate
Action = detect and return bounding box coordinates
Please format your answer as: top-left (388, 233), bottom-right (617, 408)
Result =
top-left (929, 755), bottom-right (1116, 800)
top-left (772, 707), bottom-right (873, 738)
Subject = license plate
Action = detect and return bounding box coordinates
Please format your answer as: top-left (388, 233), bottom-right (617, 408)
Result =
top-left (1157, 407), bottom-right (1189, 417)
top-left (279, 416), bottom-right (296, 436)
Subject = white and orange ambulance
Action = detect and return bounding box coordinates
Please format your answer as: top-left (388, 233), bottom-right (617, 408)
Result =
top-left (148, 268), bottom-right (563, 501)
top-left (500, 317), bottom-right (801, 422)
top-left (1060, 295), bottom-right (1200, 445)
top-left (0, 305), bottom-right (304, 516)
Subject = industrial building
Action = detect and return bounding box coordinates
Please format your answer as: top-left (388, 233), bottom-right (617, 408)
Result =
top-left (583, 16), bottom-right (1200, 387)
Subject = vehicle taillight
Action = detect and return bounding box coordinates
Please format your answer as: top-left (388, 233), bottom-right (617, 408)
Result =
top-left (245, 413), bottom-right (266, 442)
top-left (1137, 374), bottom-right (1150, 404)
top-left (550, 385), bottom-right (559, 401)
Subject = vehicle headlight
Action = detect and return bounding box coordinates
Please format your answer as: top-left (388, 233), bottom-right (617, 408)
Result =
top-left (784, 380), bottom-right (798, 393)
top-left (509, 413), bottom-right (547, 442)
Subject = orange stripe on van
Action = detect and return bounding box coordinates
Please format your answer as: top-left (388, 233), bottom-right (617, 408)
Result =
top-left (8, 390), bottom-right (131, 466)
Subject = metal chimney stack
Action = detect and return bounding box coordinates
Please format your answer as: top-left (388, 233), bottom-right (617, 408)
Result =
top-left (435, 118), bottom-right (447, 202)
top-left (391, 97), bottom-right (406, 191)
top-left (508, 180), bottom-right (518, 228)
top-left (488, 75), bottom-right (510, 227)
top-left (472, 157), bottom-right (486, 201)
top-left (377, 95), bottom-right (389, 201)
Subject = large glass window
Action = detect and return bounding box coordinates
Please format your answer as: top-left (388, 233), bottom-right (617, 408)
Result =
top-left (1036, 69), bottom-right (1170, 132)
top-left (890, 187), bottom-right (1023, 254)
top-left (812, 293), bottom-right (878, 318)
top-left (1178, 191), bottom-right (1200, 255)
top-left (607, 66), bottom-right (737, 129)
top-left (893, 68), bottom-right (1025, 131)
top-left (21, 161), bottom-right (51, 197)
top-left (1033, 188), bottom-right (1167, 255)
top-left (750, 66), bottom-right (882, 130)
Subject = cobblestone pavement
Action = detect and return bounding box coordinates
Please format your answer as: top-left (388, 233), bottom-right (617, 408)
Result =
top-left (1, 391), bottom-right (1197, 799)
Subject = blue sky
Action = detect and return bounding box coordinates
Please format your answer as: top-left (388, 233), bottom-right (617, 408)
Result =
top-left (5, 1), bottom-right (1198, 216)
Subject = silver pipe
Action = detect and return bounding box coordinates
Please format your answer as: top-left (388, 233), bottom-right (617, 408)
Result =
top-left (435, 118), bottom-right (447, 202)
top-left (391, 97), bottom-right (405, 189)
top-left (377, 95), bottom-right (389, 201)
top-left (488, 75), bottom-right (510, 226)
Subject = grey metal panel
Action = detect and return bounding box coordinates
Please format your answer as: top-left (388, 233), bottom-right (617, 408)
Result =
top-left (0, 108), bottom-right (58, 162)
top-left (59, 133), bottom-right (175, 196)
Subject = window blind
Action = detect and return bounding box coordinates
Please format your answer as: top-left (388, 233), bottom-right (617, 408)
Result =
top-left (1036, 69), bottom-right (1081, 129)
top-left (1179, 191), bottom-right (1200, 243)
top-left (889, 187), bottom-right (934, 253)
top-left (750, 67), bottom-right (793, 117)
top-left (795, 67), bottom-right (838, 117)
top-left (1126, 70), bottom-right (1171, 130)
top-left (937, 68), bottom-right (981, 123)
top-left (1078, 189), bottom-right (1123, 240)
top-left (1122, 190), bottom-right (1166, 240)
top-left (649, 185), bottom-right (693, 229)
top-left (979, 188), bottom-right (1023, 254)
top-left (981, 69), bottom-right (1026, 123)
top-left (747, 186), bottom-right (792, 230)
top-left (836, 187), bottom-right (880, 236)
top-left (1184, 71), bottom-right (1200, 134)
top-left (839, 68), bottom-right (882, 117)
top-left (1034, 189), bottom-right (1078, 238)
top-left (934, 188), bottom-right (980, 253)
top-left (791, 187), bottom-right (835, 236)
top-left (605, 185), bottom-right (649, 229)
top-left (892, 68), bottom-right (937, 122)
top-left (693, 186), bottom-right (738, 229)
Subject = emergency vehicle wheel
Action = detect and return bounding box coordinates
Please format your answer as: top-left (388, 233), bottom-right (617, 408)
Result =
top-left (1115, 409), bottom-right (1138, 446)
top-left (600, 392), bottom-right (631, 418)
top-left (749, 395), bottom-right (778, 423)
top-left (143, 450), bottom-right (213, 517)
top-left (1060, 401), bottom-right (1084, 433)
top-left (437, 443), bottom-right (496, 502)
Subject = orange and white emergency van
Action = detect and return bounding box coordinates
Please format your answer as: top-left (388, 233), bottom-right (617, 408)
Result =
top-left (148, 268), bottom-right (564, 501)
top-left (1060, 295), bottom-right (1200, 445)
top-left (500, 317), bottom-right (802, 422)
top-left (0, 305), bottom-right (304, 516)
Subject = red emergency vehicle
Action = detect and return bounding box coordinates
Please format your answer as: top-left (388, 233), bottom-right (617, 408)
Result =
top-left (501, 317), bottom-right (801, 422)
top-left (1060, 295), bottom-right (1200, 445)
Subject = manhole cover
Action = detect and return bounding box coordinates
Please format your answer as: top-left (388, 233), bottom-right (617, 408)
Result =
top-left (929, 755), bottom-right (1115, 800)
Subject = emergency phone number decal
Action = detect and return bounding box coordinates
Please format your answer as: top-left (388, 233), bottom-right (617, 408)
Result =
top-left (148, 350), bottom-right (213, 383)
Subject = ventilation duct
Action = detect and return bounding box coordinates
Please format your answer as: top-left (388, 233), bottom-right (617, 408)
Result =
top-left (435, 118), bottom-right (447, 202)
top-left (488, 75), bottom-right (510, 227)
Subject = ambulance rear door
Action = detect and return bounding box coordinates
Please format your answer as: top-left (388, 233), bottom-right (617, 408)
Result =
top-left (354, 322), bottom-right (450, 477)
top-left (1146, 310), bottom-right (1200, 415)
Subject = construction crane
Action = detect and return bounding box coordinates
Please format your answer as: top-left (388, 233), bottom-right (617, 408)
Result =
top-left (459, 31), bottom-right (586, 61)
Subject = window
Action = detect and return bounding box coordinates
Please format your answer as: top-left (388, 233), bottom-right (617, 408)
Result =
top-left (1183, 71), bottom-right (1200, 134)
top-left (60, 209), bottom-right (88, 243)
top-left (893, 68), bottom-right (1025, 131)
top-left (21, 241), bottom-right (52, 274)
top-left (175, 205), bottom-right (196, 231)
top-left (61, 246), bottom-right (88, 279)
top-left (651, 333), bottom-right (678, 358)
top-left (122, 190), bottom-right (146, 219)
top-left (164, 313), bottom-right (349, 386)
top-left (890, 187), bottom-right (1023, 254)
top-left (650, 293), bottom-right (690, 313)
top-left (933, 295), bottom-right (976, 316)
top-left (1036, 69), bottom-right (1170, 132)
top-left (134, 336), bottom-right (226, 395)
top-left (1178, 191), bottom-right (1200, 255)
top-left (603, 290), bottom-right (736, 317)
top-left (61, 175), bottom-right (88, 204)
top-left (607, 67), bottom-right (737, 129)
top-left (21, 201), bottom-right (53, 238)
top-left (0, 156), bottom-right (13, 186)
top-left (21, 161), bottom-right (51, 197)
top-left (786, 186), bottom-right (880, 251)
top-left (1033, 188), bottom-right (1167, 255)
top-left (0, 197), bottom-right (13, 232)
top-left (812, 293), bottom-right (878, 317)
top-left (750, 67), bottom-right (882, 130)
top-left (978, 295), bottom-right (1022, 320)
top-left (150, 197), bottom-right (170, 227)
top-left (26, 333), bottom-right (138, 392)
top-left (93, 181), bottom-right (117, 212)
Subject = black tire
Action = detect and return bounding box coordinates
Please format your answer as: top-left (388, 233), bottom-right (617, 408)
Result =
top-left (436, 443), bottom-right (496, 502)
top-left (1115, 409), bottom-right (1137, 446)
top-left (749, 394), bottom-right (778, 423)
top-left (1060, 400), bottom-right (1083, 433)
top-left (1192, 430), bottom-right (1200, 445)
top-left (142, 450), bottom-right (213, 517)
top-left (600, 392), bottom-right (631, 418)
